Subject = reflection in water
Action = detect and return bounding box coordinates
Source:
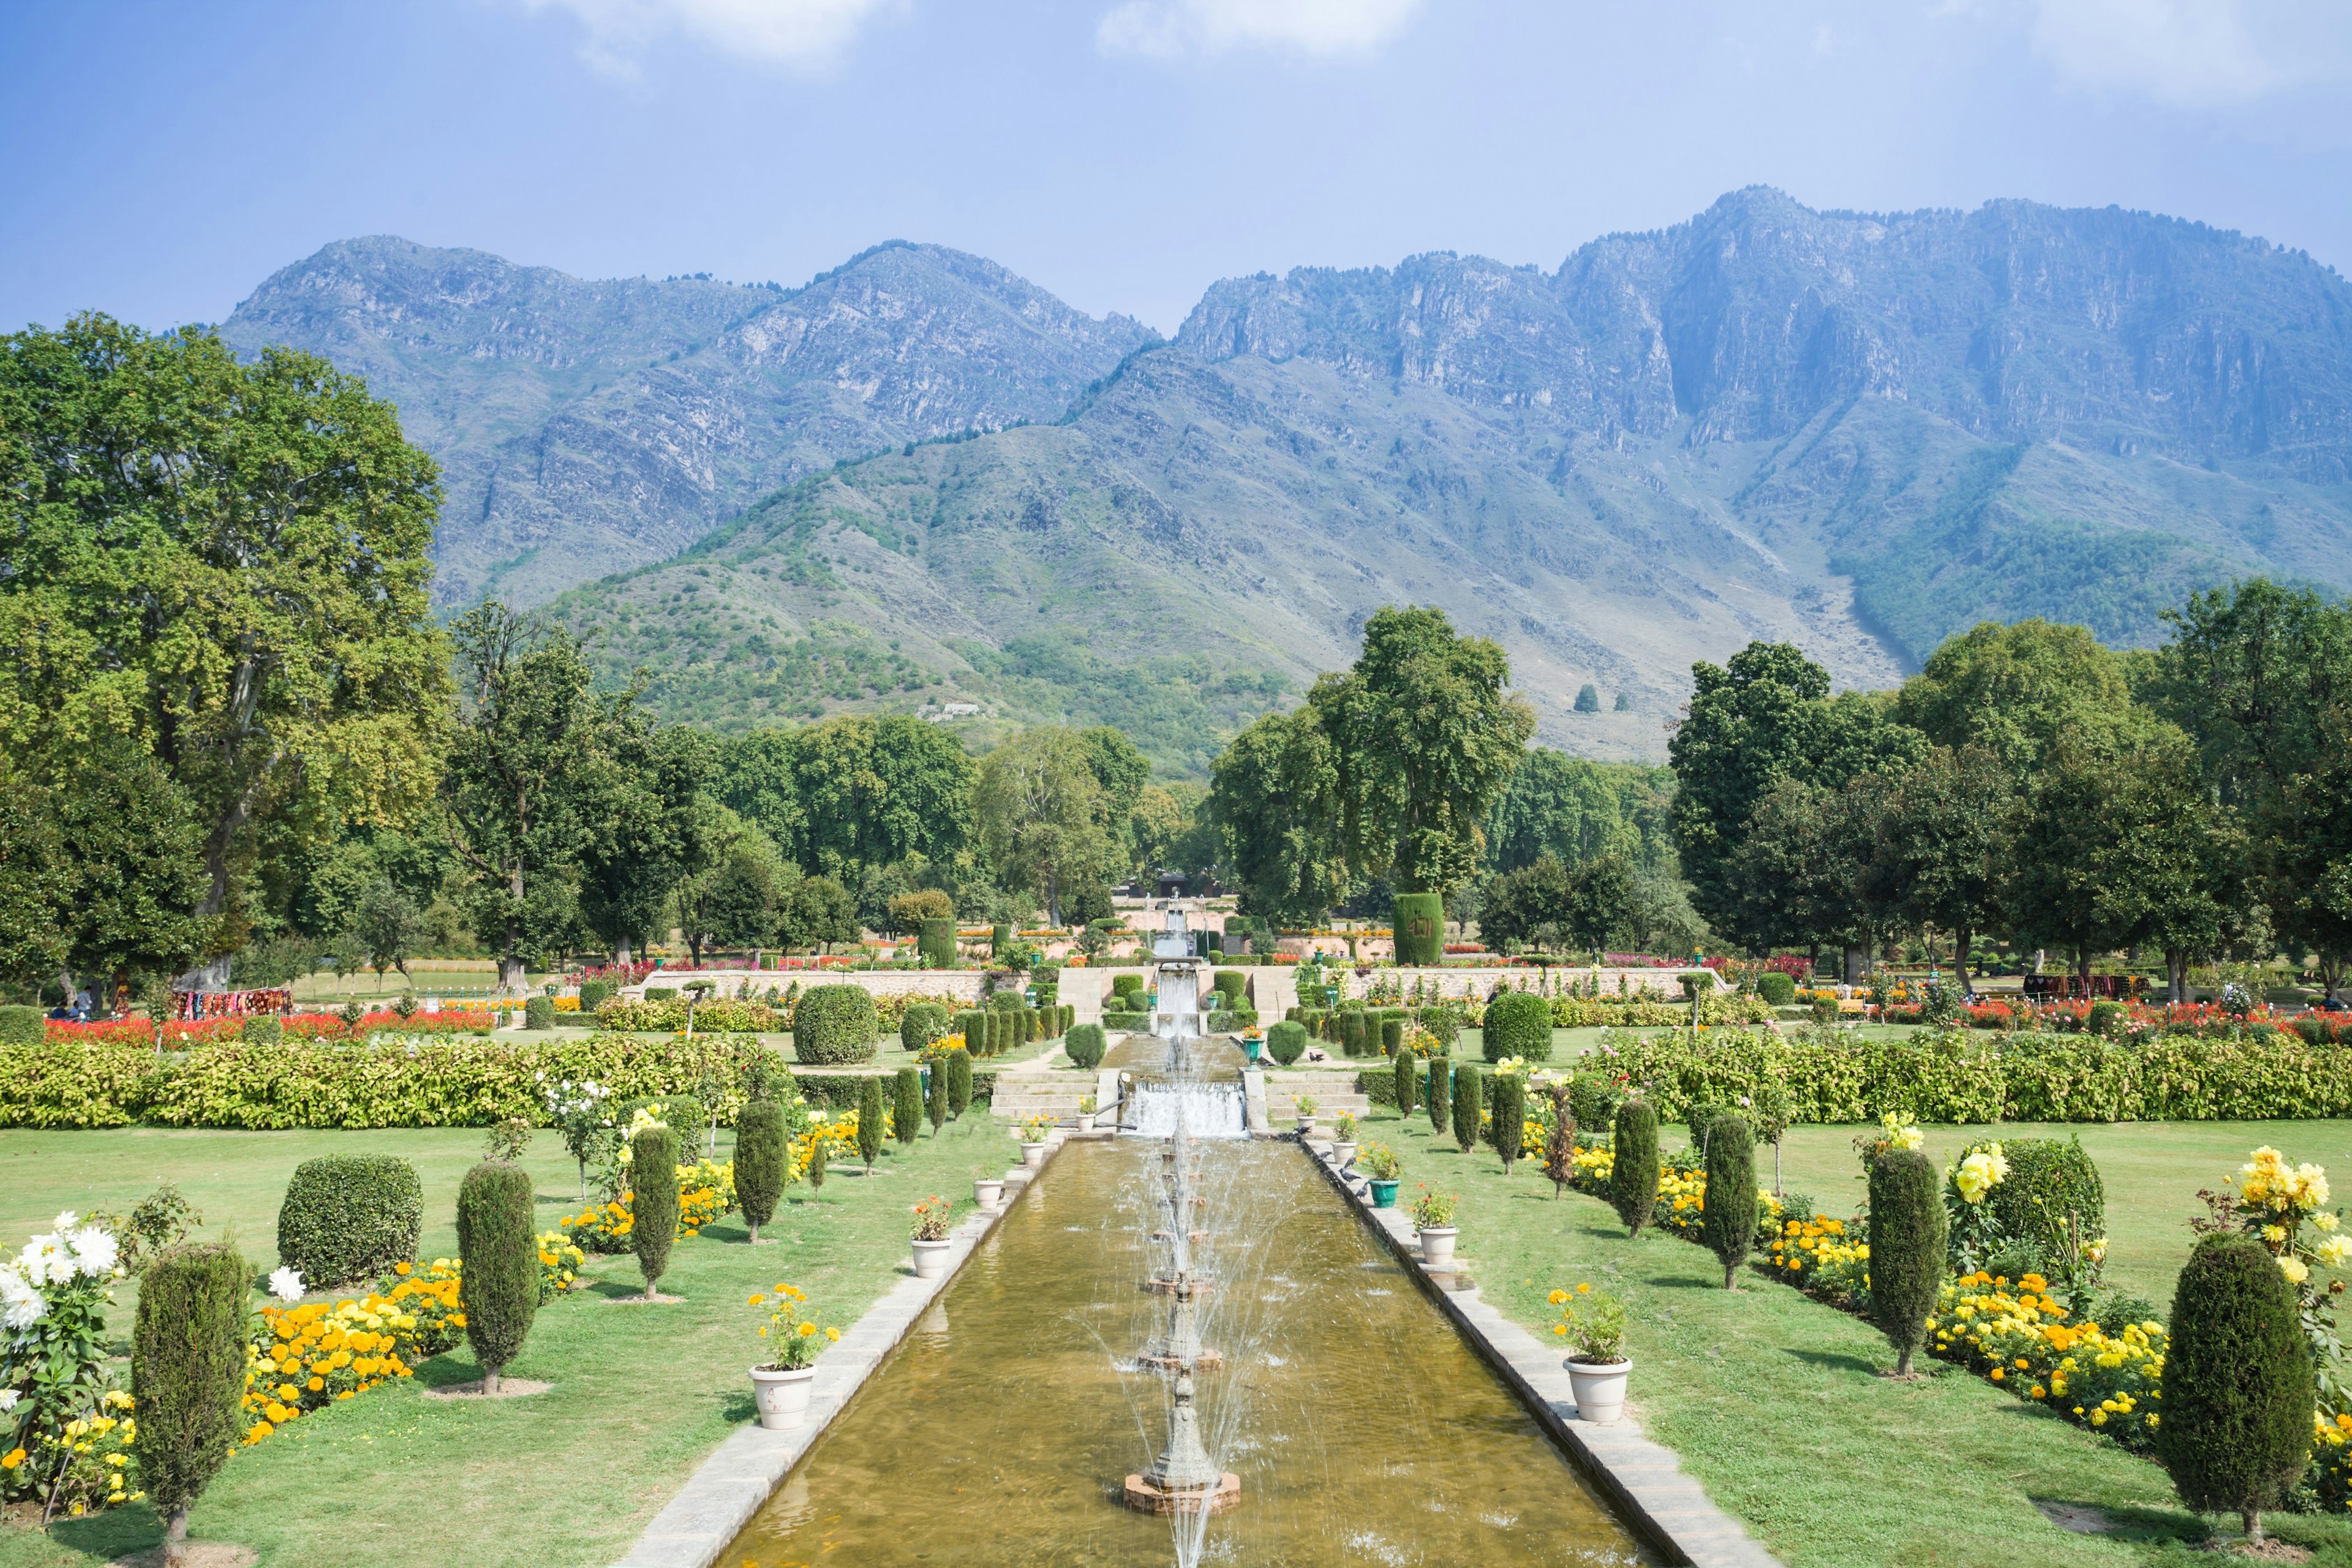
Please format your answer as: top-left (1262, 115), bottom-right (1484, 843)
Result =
top-left (722, 1139), bottom-right (1653, 1567)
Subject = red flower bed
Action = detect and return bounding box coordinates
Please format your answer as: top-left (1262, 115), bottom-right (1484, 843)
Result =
top-left (44, 1009), bottom-right (497, 1046)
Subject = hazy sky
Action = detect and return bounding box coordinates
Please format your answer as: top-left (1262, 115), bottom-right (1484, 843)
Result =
top-left (6, 0), bottom-right (2350, 336)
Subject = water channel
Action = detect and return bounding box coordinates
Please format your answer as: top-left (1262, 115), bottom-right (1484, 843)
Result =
top-left (720, 1132), bottom-right (1654, 1566)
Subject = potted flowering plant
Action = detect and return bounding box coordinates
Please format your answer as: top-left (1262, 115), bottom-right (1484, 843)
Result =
top-left (1077, 1093), bottom-right (1098, 1136)
top-left (1550, 1281), bottom-right (1630, 1422)
top-left (1241, 1027), bottom-right (1264, 1065)
top-left (1357, 1142), bottom-right (1402, 1207)
top-left (1411, 1185), bottom-right (1458, 1267)
top-left (1333, 1111), bottom-right (1359, 1169)
top-left (1017, 1114), bottom-right (1054, 1167)
top-left (748, 1282), bottom-right (840, 1430)
top-left (910, 1196), bottom-right (956, 1279)
top-left (1293, 1095), bottom-right (1318, 1136)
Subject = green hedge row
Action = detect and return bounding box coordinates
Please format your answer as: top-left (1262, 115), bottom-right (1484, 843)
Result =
top-left (0, 1036), bottom-right (775, 1130)
top-left (790, 1070), bottom-right (997, 1111)
top-left (1604, 1027), bottom-right (2352, 1124)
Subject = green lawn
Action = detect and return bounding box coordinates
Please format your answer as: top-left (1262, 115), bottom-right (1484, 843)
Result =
top-left (1359, 1106), bottom-right (2352, 1567)
top-left (0, 1115), bottom-right (1015, 1568)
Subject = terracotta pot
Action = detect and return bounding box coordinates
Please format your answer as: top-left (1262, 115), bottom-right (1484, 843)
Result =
top-left (748, 1363), bottom-right (816, 1430)
top-left (1418, 1225), bottom-right (1458, 1267)
top-left (1566, 1357), bottom-right (1632, 1424)
top-left (911, 1238), bottom-right (954, 1280)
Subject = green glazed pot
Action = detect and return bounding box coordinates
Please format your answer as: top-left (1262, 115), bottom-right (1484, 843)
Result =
top-left (1370, 1179), bottom-right (1400, 1208)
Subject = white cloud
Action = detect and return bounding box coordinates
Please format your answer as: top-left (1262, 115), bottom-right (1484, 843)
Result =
top-left (2024, 0), bottom-right (2352, 107)
top-left (519, 0), bottom-right (898, 73)
top-left (1096, 0), bottom-right (1419, 59)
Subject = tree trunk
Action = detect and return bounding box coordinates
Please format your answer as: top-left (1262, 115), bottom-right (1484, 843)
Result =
top-left (2032, 948), bottom-right (2046, 975)
top-left (1895, 1345), bottom-right (1913, 1377)
top-left (502, 861), bottom-right (527, 993)
top-left (2166, 948), bottom-right (2187, 1005)
top-left (749, 1219), bottom-right (761, 1244)
top-left (164, 1504), bottom-right (190, 1567)
top-left (1956, 926), bottom-right (1974, 992)
top-left (483, 1364), bottom-right (501, 1396)
top-left (2244, 1506), bottom-right (2263, 1545)
top-left (2076, 946), bottom-right (2093, 993)
top-left (615, 933), bottom-right (634, 965)
top-left (1842, 945), bottom-right (1865, 986)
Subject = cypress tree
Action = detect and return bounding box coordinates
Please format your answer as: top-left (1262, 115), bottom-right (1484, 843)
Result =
top-left (947, 1048), bottom-right (973, 1120)
top-left (806, 1129), bottom-right (828, 1188)
top-left (1866, 1148), bottom-right (1946, 1374)
top-left (630, 1124), bottom-right (680, 1299)
top-left (456, 1160), bottom-right (538, 1393)
top-left (1450, 1064), bottom-right (1482, 1155)
top-left (925, 1059), bottom-right (948, 1131)
top-left (1381, 1016), bottom-right (1404, 1057)
top-left (858, 1074), bottom-right (886, 1172)
top-left (134, 1243), bottom-right (247, 1568)
top-left (1426, 1052), bottom-right (1451, 1133)
top-left (1610, 1101), bottom-right (1660, 1238)
top-left (893, 1066), bottom-right (922, 1147)
top-left (1488, 1069), bottom-right (1526, 1171)
top-left (1701, 1112), bottom-right (1758, 1289)
top-left (735, 1100), bottom-right (787, 1243)
top-left (1392, 1046), bottom-right (1417, 1120)
top-left (2157, 1232), bottom-right (2316, 1545)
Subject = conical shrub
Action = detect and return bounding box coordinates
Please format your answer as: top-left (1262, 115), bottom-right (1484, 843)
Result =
top-left (630, 1124), bottom-right (680, 1298)
top-left (1867, 1147), bottom-right (1945, 1374)
top-left (893, 1066), bottom-right (922, 1147)
top-left (133, 1242), bottom-right (247, 1564)
top-left (947, 1048), bottom-right (973, 1119)
top-left (1702, 1112), bottom-right (1757, 1288)
top-left (925, 1060), bottom-right (948, 1131)
top-left (1487, 1070), bottom-right (1525, 1172)
top-left (1392, 1046), bottom-right (1417, 1120)
top-left (735, 1100), bottom-right (787, 1243)
top-left (1610, 1101), bottom-right (1659, 1237)
top-left (456, 1160), bottom-right (537, 1392)
top-left (1450, 1064), bottom-right (1483, 1155)
top-left (858, 1075), bottom-right (886, 1171)
top-left (2157, 1231), bottom-right (2315, 1544)
top-left (1426, 1052), bottom-right (1451, 1133)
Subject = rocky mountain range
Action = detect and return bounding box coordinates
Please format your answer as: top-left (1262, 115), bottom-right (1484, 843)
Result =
top-left (221, 190), bottom-right (2352, 769)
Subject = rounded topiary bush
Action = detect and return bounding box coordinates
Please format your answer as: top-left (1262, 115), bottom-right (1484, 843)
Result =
top-left (1702, 1112), bottom-right (1757, 1288)
top-left (1112, 973), bottom-right (1145, 1000)
top-left (1483, 990), bottom-right (1553, 1062)
top-left (630, 1125), bottom-right (680, 1297)
top-left (1381, 1016), bottom-right (1404, 1057)
top-left (1265, 1020), bottom-right (1307, 1066)
top-left (134, 1242), bottom-right (248, 1558)
top-left (2158, 1231), bottom-right (2316, 1544)
top-left (277, 1156), bottom-right (423, 1289)
top-left (241, 1014), bottom-right (282, 1044)
top-left (1065, 1022), bottom-right (1107, 1071)
top-left (2087, 1000), bottom-right (2125, 1038)
top-left (1989, 1136), bottom-right (2106, 1254)
top-left (1868, 1148), bottom-right (1947, 1375)
top-left (1450, 1063), bottom-right (1483, 1155)
top-left (579, 978), bottom-right (617, 1012)
top-left (1392, 892), bottom-right (1443, 967)
top-left (900, 1001), bottom-right (951, 1053)
top-left (456, 1161), bottom-right (537, 1392)
top-left (735, 1100), bottom-right (788, 1243)
top-left (1757, 971), bottom-right (1795, 1007)
top-left (793, 984), bottom-right (878, 1065)
top-left (524, 995), bottom-right (556, 1031)
top-left (1213, 971), bottom-right (1247, 1006)
top-left (1610, 1101), bottom-right (1659, 1237)
top-left (0, 1004), bottom-right (44, 1044)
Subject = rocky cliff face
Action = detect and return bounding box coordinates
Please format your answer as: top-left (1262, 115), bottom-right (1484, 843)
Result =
top-left (224, 237), bottom-right (1155, 606)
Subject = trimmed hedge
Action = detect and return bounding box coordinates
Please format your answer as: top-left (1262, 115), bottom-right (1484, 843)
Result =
top-left (1392, 892), bottom-right (1443, 967)
top-left (598, 997), bottom-right (780, 1033)
top-left (1102, 1011), bottom-right (1152, 1033)
top-left (1204, 1009), bottom-right (1257, 1033)
top-left (579, 979), bottom-right (617, 1012)
top-left (1483, 990), bottom-right (1554, 1062)
top-left (1266, 1020), bottom-right (1307, 1066)
top-left (525, 996), bottom-right (556, 1031)
top-left (1065, 1023), bottom-right (1107, 1071)
top-left (2159, 1232), bottom-right (2316, 1536)
top-left (900, 1002), bottom-right (951, 1053)
top-left (0, 1005), bottom-right (44, 1046)
top-left (918, 917), bottom-right (956, 970)
top-left (1111, 974), bottom-right (1145, 999)
top-left (456, 1161), bottom-right (538, 1387)
top-left (735, 1100), bottom-right (788, 1243)
top-left (1757, 971), bottom-right (1796, 1006)
top-left (133, 1242), bottom-right (247, 1534)
top-left (0, 1035), bottom-right (775, 1129)
top-left (277, 1155), bottom-right (422, 1288)
top-left (791, 985), bottom-right (878, 1065)
top-left (242, 1016), bottom-right (282, 1045)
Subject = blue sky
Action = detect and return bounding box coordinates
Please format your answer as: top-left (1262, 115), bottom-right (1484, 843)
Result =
top-left (4, 0), bottom-right (2350, 336)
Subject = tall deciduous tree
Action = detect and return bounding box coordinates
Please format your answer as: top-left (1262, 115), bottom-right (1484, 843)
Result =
top-left (578, 718), bottom-right (715, 965)
top-left (973, 727), bottom-right (1111, 927)
top-left (1894, 618), bottom-right (2136, 774)
top-left (1207, 707), bottom-right (1349, 927)
top-left (440, 605), bottom-right (601, 991)
top-left (1311, 607), bottom-right (1532, 896)
top-left (1862, 745), bottom-right (2016, 987)
top-left (0, 316), bottom-right (448, 983)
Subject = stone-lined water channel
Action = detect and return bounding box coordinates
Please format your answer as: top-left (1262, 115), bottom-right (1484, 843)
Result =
top-left (721, 1136), bottom-right (1653, 1566)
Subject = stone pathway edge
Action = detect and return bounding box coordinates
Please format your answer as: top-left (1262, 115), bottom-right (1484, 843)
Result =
top-left (1302, 1137), bottom-right (1783, 1568)
top-left (612, 1131), bottom-right (1073, 1568)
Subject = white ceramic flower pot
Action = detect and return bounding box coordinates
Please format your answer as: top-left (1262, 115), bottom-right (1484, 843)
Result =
top-left (1020, 1141), bottom-right (1047, 1168)
top-left (1333, 1140), bottom-right (1357, 1167)
top-left (1566, 1357), bottom-right (1632, 1424)
top-left (911, 1238), bottom-right (955, 1280)
top-left (1076, 1113), bottom-right (1096, 1134)
top-left (749, 1363), bottom-right (816, 1430)
top-left (973, 1177), bottom-right (1006, 1210)
top-left (1419, 1226), bottom-right (1458, 1267)
top-left (1295, 1117), bottom-right (1314, 1134)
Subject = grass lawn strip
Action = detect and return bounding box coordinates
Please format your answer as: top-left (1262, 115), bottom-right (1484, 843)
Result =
top-left (0, 1117), bottom-right (1014, 1568)
top-left (1360, 1106), bottom-right (2352, 1567)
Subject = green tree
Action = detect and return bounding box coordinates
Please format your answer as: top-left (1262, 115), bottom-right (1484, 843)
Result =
top-left (0, 316), bottom-right (447, 986)
top-left (1895, 619), bottom-right (2135, 774)
top-left (1702, 1112), bottom-right (1758, 1288)
top-left (1861, 744), bottom-right (2016, 986)
top-left (974, 727), bottom-right (1113, 927)
top-left (0, 758), bottom-right (73, 995)
top-left (1311, 606), bottom-right (1534, 897)
top-left (2157, 1232), bottom-right (2316, 1545)
top-left (674, 809), bottom-right (792, 965)
top-left (734, 1100), bottom-right (788, 1243)
top-left (454, 1161), bottom-right (537, 1394)
top-left (1483, 752), bottom-right (1675, 874)
top-left (778, 872), bottom-right (858, 954)
top-left (132, 1243), bottom-right (248, 1567)
top-left (630, 1125), bottom-right (679, 1299)
top-left (578, 721), bottom-right (715, 965)
top-left (1610, 1101), bottom-right (1659, 1238)
top-left (350, 875), bottom-right (427, 982)
top-left (1478, 853), bottom-right (1573, 953)
top-left (1731, 774), bottom-right (1899, 976)
top-left (50, 744), bottom-right (215, 992)
top-left (1867, 1148), bottom-right (1946, 1376)
top-left (1207, 708), bottom-right (1349, 927)
top-left (440, 606), bottom-right (603, 991)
